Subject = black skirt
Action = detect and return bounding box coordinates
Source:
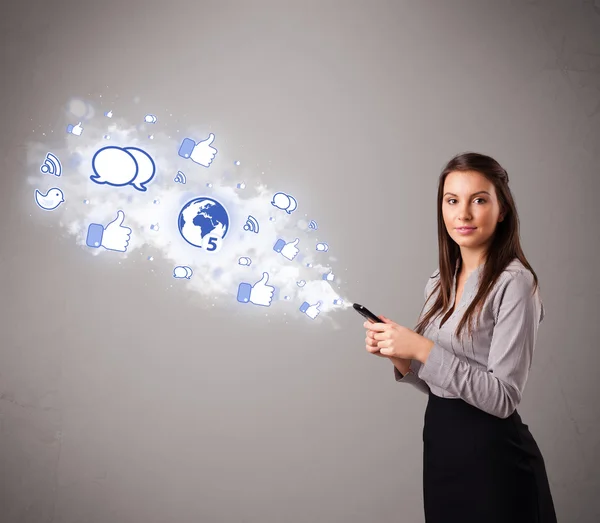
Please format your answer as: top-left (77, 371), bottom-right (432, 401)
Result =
top-left (423, 390), bottom-right (557, 523)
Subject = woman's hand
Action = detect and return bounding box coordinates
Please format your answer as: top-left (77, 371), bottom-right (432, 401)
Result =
top-left (364, 315), bottom-right (434, 363)
top-left (365, 316), bottom-right (395, 359)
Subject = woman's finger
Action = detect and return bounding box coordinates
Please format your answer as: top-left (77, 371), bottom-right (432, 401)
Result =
top-left (377, 339), bottom-right (392, 351)
top-left (373, 331), bottom-right (391, 341)
top-left (364, 321), bottom-right (389, 332)
top-left (365, 340), bottom-right (380, 353)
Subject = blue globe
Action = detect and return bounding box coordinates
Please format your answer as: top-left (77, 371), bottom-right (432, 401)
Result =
top-left (178, 197), bottom-right (230, 248)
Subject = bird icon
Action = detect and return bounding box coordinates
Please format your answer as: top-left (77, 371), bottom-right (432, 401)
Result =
top-left (35, 187), bottom-right (65, 211)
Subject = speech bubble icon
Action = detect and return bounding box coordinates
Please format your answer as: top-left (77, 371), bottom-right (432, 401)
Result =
top-left (271, 192), bottom-right (290, 210)
top-left (125, 147), bottom-right (156, 191)
top-left (184, 266), bottom-right (193, 278)
top-left (238, 257), bottom-right (252, 266)
top-left (286, 195), bottom-right (297, 214)
top-left (173, 266), bottom-right (188, 278)
top-left (91, 146), bottom-right (138, 187)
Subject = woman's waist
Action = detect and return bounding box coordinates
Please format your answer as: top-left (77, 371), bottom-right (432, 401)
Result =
top-left (424, 390), bottom-right (527, 429)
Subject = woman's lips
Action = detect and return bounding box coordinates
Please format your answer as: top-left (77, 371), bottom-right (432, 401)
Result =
top-left (456, 227), bottom-right (476, 234)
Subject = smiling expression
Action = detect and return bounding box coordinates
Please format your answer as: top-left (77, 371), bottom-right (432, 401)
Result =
top-left (442, 170), bottom-right (504, 249)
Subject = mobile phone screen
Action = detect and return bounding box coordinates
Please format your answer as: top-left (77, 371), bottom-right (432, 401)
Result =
top-left (352, 303), bottom-right (381, 323)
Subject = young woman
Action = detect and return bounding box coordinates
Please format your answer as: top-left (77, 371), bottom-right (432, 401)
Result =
top-left (364, 152), bottom-right (557, 522)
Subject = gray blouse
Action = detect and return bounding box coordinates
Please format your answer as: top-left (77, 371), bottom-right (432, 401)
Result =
top-left (395, 257), bottom-right (545, 419)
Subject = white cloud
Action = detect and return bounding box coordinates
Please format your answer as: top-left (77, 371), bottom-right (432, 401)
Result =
top-left (26, 99), bottom-right (352, 325)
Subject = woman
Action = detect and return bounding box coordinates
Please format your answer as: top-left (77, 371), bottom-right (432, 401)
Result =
top-left (364, 152), bottom-right (557, 522)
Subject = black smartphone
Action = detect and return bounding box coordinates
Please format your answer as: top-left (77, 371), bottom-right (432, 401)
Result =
top-left (353, 303), bottom-right (382, 323)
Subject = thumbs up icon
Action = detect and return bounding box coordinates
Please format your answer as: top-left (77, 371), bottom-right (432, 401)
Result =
top-left (237, 272), bottom-right (275, 307)
top-left (178, 133), bottom-right (218, 167)
top-left (300, 301), bottom-right (322, 320)
top-left (322, 270), bottom-right (335, 281)
top-left (85, 210), bottom-right (132, 252)
top-left (273, 238), bottom-right (300, 261)
top-left (66, 122), bottom-right (84, 136)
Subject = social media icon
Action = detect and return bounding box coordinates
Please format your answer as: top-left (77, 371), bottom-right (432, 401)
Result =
top-left (105, 110), bottom-right (113, 118)
top-left (174, 171), bottom-right (186, 184)
top-left (296, 280), bottom-right (306, 287)
top-left (271, 192), bottom-right (297, 214)
top-left (178, 133), bottom-right (217, 167)
top-left (238, 257), bottom-right (252, 266)
top-left (173, 266), bottom-right (193, 279)
top-left (40, 152), bottom-right (62, 177)
top-left (323, 271), bottom-right (335, 281)
top-left (91, 146), bottom-right (156, 192)
top-left (144, 114), bottom-right (157, 123)
top-left (333, 298), bottom-right (344, 305)
top-left (308, 220), bottom-right (318, 230)
top-left (178, 197), bottom-right (229, 249)
top-left (237, 272), bottom-right (275, 307)
top-left (85, 210), bottom-right (132, 252)
top-left (316, 243), bottom-right (329, 252)
top-left (66, 122), bottom-right (84, 136)
top-left (236, 182), bottom-right (246, 189)
top-left (300, 301), bottom-right (321, 320)
top-left (243, 215), bottom-right (259, 233)
top-left (273, 238), bottom-right (300, 261)
top-left (35, 188), bottom-right (64, 211)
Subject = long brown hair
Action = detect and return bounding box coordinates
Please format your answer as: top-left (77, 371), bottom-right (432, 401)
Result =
top-left (414, 152), bottom-right (539, 340)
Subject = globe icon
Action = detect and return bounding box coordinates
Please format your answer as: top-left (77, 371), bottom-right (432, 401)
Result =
top-left (178, 197), bottom-right (230, 249)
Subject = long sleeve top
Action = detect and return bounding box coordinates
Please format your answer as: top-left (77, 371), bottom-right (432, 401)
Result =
top-left (394, 257), bottom-right (545, 419)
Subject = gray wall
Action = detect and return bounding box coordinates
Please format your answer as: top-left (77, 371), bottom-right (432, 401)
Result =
top-left (1, 1), bottom-right (599, 522)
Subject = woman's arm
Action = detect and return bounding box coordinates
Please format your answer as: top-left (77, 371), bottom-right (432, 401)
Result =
top-left (393, 357), bottom-right (431, 395)
top-left (391, 270), bottom-right (438, 395)
top-left (415, 270), bottom-right (543, 418)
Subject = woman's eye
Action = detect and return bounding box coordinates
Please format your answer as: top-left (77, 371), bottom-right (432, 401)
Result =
top-left (446, 198), bottom-right (486, 204)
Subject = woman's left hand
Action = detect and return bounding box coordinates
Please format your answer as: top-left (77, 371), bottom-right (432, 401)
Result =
top-left (364, 316), bottom-right (434, 363)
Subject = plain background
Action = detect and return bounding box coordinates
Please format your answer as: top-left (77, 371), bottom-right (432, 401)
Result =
top-left (1, 1), bottom-right (599, 522)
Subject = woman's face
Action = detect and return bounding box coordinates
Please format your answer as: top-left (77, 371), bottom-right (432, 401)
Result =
top-left (442, 170), bottom-right (504, 252)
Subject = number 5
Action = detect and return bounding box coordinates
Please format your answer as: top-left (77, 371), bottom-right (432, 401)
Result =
top-left (206, 236), bottom-right (217, 251)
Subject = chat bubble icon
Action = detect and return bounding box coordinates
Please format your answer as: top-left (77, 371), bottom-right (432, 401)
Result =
top-left (91, 146), bottom-right (138, 187)
top-left (125, 147), bottom-right (156, 191)
top-left (271, 192), bottom-right (290, 210)
top-left (287, 195), bottom-right (297, 213)
top-left (271, 192), bottom-right (297, 214)
top-left (173, 266), bottom-right (192, 279)
top-left (238, 257), bottom-right (252, 266)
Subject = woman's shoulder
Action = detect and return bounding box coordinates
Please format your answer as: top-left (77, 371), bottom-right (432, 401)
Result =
top-left (492, 258), bottom-right (544, 323)
top-left (496, 258), bottom-right (537, 287)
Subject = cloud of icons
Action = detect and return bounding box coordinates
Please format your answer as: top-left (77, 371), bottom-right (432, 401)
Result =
top-left (25, 96), bottom-right (350, 322)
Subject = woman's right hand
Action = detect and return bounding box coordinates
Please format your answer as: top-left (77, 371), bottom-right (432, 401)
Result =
top-left (365, 315), bottom-right (412, 374)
